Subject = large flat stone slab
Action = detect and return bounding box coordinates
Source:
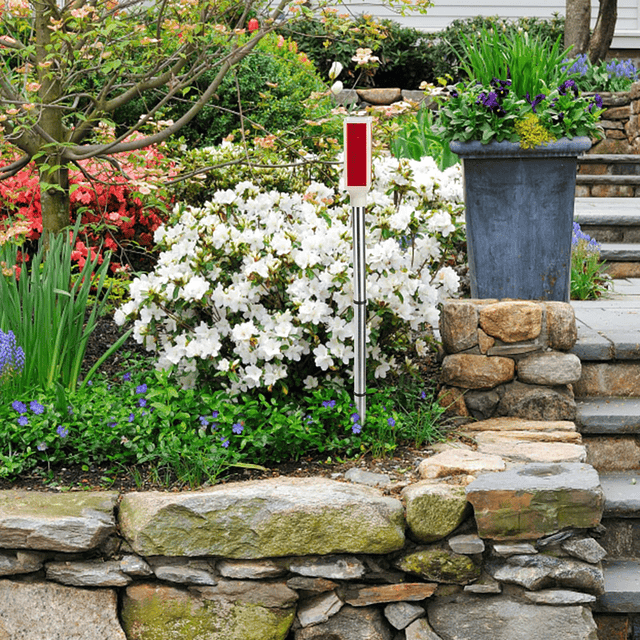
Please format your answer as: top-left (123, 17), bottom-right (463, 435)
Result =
top-left (577, 397), bottom-right (640, 434)
top-left (0, 491), bottom-right (117, 552)
top-left (600, 471), bottom-right (640, 516)
top-left (597, 559), bottom-right (640, 612)
top-left (428, 594), bottom-right (598, 640)
top-left (0, 580), bottom-right (125, 639)
top-left (120, 478), bottom-right (405, 558)
top-left (466, 463), bottom-right (604, 540)
top-left (122, 582), bottom-right (296, 640)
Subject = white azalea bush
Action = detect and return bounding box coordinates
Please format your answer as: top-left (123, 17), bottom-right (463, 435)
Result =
top-left (115, 154), bottom-right (463, 394)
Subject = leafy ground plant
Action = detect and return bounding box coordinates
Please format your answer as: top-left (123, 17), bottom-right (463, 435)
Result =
top-left (571, 222), bottom-right (611, 300)
top-left (0, 353), bottom-right (446, 487)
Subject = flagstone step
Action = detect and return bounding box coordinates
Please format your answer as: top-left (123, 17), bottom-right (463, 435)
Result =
top-left (599, 243), bottom-right (640, 261)
top-left (596, 559), bottom-right (640, 613)
top-left (599, 472), bottom-right (640, 518)
top-left (577, 398), bottom-right (640, 434)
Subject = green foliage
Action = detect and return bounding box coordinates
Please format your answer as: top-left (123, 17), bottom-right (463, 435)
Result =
top-left (433, 15), bottom-right (566, 85)
top-left (115, 33), bottom-right (330, 148)
top-left (282, 14), bottom-right (565, 90)
top-left (390, 107), bottom-right (460, 169)
top-left (0, 354), bottom-right (448, 486)
top-left (564, 54), bottom-right (640, 93)
top-left (0, 218), bottom-right (114, 395)
top-left (457, 27), bottom-right (570, 99)
top-left (571, 222), bottom-right (611, 300)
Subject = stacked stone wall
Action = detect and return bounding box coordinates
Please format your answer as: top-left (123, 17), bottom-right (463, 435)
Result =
top-left (577, 82), bottom-right (640, 197)
top-left (438, 299), bottom-right (581, 426)
top-left (0, 470), bottom-right (606, 640)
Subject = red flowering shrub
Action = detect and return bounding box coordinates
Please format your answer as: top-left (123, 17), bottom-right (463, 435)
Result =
top-left (0, 143), bottom-right (174, 272)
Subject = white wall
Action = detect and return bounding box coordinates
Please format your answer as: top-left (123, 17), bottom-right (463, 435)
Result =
top-left (339, 0), bottom-right (640, 49)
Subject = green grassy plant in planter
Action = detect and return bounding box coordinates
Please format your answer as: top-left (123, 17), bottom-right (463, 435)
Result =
top-left (435, 28), bottom-right (604, 301)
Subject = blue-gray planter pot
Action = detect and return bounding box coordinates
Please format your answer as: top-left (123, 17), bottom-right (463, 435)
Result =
top-left (450, 137), bottom-right (592, 302)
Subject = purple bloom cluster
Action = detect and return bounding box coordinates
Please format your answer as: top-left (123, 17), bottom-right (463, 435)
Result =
top-left (563, 54), bottom-right (590, 76)
top-left (572, 221), bottom-right (601, 252)
top-left (0, 329), bottom-right (25, 382)
top-left (606, 59), bottom-right (638, 80)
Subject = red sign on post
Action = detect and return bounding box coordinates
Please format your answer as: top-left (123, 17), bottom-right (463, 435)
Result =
top-left (344, 117), bottom-right (372, 198)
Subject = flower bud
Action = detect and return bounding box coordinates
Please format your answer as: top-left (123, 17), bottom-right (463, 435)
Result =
top-left (328, 61), bottom-right (343, 80)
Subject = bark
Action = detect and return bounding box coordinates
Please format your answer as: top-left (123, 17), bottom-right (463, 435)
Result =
top-left (38, 163), bottom-right (70, 236)
top-left (589, 0), bottom-right (618, 63)
top-left (565, 0), bottom-right (591, 54)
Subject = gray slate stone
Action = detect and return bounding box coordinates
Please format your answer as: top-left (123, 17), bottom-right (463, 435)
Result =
top-left (297, 591), bottom-right (344, 627)
top-left (405, 618), bottom-right (443, 640)
top-left (0, 549), bottom-right (45, 576)
top-left (597, 559), bottom-right (640, 612)
top-left (562, 537), bottom-right (607, 564)
top-left (0, 580), bottom-right (126, 639)
top-left (486, 554), bottom-right (605, 594)
top-left (384, 602), bottom-right (425, 630)
top-left (345, 468), bottom-right (391, 487)
top-left (288, 555), bottom-right (366, 580)
top-left (523, 589), bottom-right (597, 606)
top-left (218, 558), bottom-right (287, 579)
top-left (149, 557), bottom-right (217, 585)
top-left (428, 594), bottom-right (598, 640)
top-left (119, 478), bottom-right (404, 558)
top-left (120, 555), bottom-right (153, 576)
top-left (517, 352), bottom-right (582, 386)
top-left (0, 490), bottom-right (117, 552)
top-left (286, 576), bottom-right (339, 593)
top-left (448, 534), bottom-right (485, 555)
top-left (45, 560), bottom-right (132, 587)
top-left (295, 605), bottom-right (392, 640)
top-left (492, 543), bottom-right (537, 557)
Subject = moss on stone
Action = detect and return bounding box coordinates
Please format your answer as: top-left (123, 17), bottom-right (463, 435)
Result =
top-left (121, 586), bottom-right (295, 640)
top-left (397, 549), bottom-right (481, 585)
top-left (405, 489), bottom-right (469, 543)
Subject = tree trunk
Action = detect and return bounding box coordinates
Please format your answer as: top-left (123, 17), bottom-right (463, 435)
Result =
top-left (38, 161), bottom-right (70, 236)
top-left (589, 0), bottom-right (618, 63)
top-left (565, 0), bottom-right (591, 54)
top-left (34, 1), bottom-right (71, 236)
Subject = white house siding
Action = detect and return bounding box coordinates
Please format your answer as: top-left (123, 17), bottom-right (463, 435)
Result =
top-left (340, 0), bottom-right (640, 48)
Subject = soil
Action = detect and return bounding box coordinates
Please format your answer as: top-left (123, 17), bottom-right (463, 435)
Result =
top-left (0, 314), bottom-right (448, 494)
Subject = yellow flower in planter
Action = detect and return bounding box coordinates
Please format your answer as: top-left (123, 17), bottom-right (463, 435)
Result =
top-left (514, 113), bottom-right (556, 149)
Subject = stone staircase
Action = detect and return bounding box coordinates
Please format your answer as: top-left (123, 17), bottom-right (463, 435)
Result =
top-left (574, 196), bottom-right (640, 279)
top-left (570, 277), bottom-right (640, 630)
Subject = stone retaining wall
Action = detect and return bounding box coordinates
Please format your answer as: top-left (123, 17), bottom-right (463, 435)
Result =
top-left (0, 457), bottom-right (607, 639)
top-left (578, 83), bottom-right (640, 197)
top-left (0, 300), bottom-right (613, 639)
top-left (438, 299), bottom-right (581, 427)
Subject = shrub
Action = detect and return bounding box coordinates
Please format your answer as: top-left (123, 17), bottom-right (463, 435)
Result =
top-left (114, 33), bottom-right (331, 148)
top-left (282, 14), bottom-right (565, 90)
top-left (0, 140), bottom-right (173, 272)
top-left (116, 152), bottom-right (463, 395)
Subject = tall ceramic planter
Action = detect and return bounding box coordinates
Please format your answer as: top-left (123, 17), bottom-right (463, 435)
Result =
top-left (450, 137), bottom-right (592, 302)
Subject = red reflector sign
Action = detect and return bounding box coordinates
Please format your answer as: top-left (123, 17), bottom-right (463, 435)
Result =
top-left (344, 117), bottom-right (372, 192)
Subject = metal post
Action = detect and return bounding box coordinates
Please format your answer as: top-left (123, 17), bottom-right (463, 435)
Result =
top-left (343, 116), bottom-right (372, 425)
top-left (352, 200), bottom-right (367, 424)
